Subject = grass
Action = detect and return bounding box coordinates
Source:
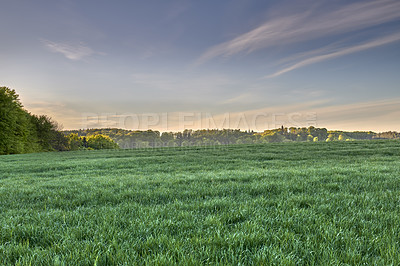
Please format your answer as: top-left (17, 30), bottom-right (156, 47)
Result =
top-left (0, 140), bottom-right (400, 265)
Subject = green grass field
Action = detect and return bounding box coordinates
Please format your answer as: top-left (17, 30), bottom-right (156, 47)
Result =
top-left (1, 141), bottom-right (400, 265)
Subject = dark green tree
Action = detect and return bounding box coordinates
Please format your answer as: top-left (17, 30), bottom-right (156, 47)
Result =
top-left (30, 114), bottom-right (67, 151)
top-left (0, 87), bottom-right (37, 154)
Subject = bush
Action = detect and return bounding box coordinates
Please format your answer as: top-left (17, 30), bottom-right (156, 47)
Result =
top-left (263, 132), bottom-right (284, 143)
top-left (67, 133), bottom-right (83, 151)
top-left (87, 134), bottom-right (119, 150)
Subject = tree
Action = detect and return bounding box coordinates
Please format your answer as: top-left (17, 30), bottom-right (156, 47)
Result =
top-left (296, 134), bottom-right (303, 142)
top-left (0, 87), bottom-right (35, 154)
top-left (1, 86), bottom-right (71, 154)
top-left (307, 126), bottom-right (316, 136)
top-left (238, 136), bottom-right (254, 144)
top-left (67, 133), bottom-right (83, 150)
top-left (30, 114), bottom-right (67, 151)
top-left (181, 140), bottom-right (191, 147)
top-left (52, 131), bottom-right (69, 151)
top-left (87, 134), bottom-right (119, 150)
top-left (315, 128), bottom-right (328, 140)
top-left (161, 132), bottom-right (174, 145)
top-left (326, 134), bottom-right (335, 142)
top-left (82, 137), bottom-right (88, 148)
top-left (262, 132), bottom-right (284, 143)
top-left (167, 139), bottom-right (177, 147)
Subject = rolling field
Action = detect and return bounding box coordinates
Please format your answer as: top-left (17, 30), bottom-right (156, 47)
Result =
top-left (0, 141), bottom-right (400, 265)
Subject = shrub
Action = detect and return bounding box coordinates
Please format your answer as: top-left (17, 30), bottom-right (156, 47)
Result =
top-left (87, 134), bottom-right (119, 150)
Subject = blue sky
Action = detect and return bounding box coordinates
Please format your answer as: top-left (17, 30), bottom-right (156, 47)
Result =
top-left (1, 0), bottom-right (400, 131)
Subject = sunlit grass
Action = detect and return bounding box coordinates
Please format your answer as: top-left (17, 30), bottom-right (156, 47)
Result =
top-left (0, 140), bottom-right (399, 264)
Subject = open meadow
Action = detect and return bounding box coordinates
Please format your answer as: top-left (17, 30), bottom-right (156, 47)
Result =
top-left (0, 140), bottom-right (400, 265)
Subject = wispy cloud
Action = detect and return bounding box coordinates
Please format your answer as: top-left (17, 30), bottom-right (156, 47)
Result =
top-left (42, 39), bottom-right (96, 61)
top-left (221, 93), bottom-right (256, 105)
top-left (195, 0), bottom-right (400, 65)
top-left (266, 32), bottom-right (400, 78)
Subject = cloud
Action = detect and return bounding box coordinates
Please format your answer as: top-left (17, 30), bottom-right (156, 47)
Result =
top-left (42, 40), bottom-right (96, 61)
top-left (266, 32), bottom-right (400, 78)
top-left (195, 0), bottom-right (400, 65)
top-left (220, 93), bottom-right (258, 105)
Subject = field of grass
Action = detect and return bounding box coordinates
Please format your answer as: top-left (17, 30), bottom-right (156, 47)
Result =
top-left (0, 140), bottom-right (400, 265)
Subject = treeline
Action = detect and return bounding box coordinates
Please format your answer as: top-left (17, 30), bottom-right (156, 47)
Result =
top-left (63, 128), bottom-right (257, 148)
top-left (374, 131), bottom-right (400, 139)
top-left (0, 87), bottom-right (68, 154)
top-left (2, 86), bottom-right (399, 155)
top-left (66, 134), bottom-right (119, 151)
top-left (64, 126), bottom-right (399, 149)
top-left (0, 87), bottom-right (119, 155)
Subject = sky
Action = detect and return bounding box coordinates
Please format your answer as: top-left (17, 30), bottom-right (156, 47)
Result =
top-left (1, 0), bottom-right (400, 132)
